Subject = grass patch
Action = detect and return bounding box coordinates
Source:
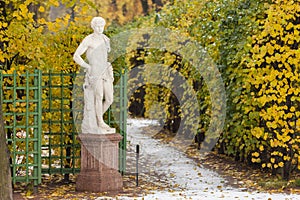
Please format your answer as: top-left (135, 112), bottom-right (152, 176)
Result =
top-left (294, 178), bottom-right (300, 187)
top-left (258, 177), bottom-right (300, 190)
top-left (258, 179), bottom-right (289, 190)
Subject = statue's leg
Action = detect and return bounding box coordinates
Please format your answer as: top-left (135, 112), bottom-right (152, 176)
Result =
top-left (94, 79), bottom-right (111, 129)
top-left (94, 79), bottom-right (104, 127)
top-left (102, 80), bottom-right (114, 113)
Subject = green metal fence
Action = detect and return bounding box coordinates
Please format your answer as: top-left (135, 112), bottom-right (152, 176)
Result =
top-left (0, 70), bottom-right (42, 186)
top-left (41, 72), bottom-right (81, 176)
top-left (1, 69), bottom-right (127, 186)
top-left (113, 69), bottom-right (127, 173)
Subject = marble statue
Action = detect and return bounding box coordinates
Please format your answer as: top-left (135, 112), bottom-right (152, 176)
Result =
top-left (73, 17), bottom-right (115, 134)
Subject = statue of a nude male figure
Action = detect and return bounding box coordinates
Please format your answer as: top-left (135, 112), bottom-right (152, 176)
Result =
top-left (73, 17), bottom-right (115, 134)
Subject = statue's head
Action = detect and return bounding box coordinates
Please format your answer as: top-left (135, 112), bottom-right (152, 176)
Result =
top-left (91, 17), bottom-right (106, 34)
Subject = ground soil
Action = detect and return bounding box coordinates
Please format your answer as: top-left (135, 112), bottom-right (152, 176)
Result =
top-left (13, 125), bottom-right (300, 199)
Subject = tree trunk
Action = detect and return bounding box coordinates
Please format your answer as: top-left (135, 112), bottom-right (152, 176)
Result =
top-left (140, 0), bottom-right (149, 14)
top-left (0, 103), bottom-right (13, 200)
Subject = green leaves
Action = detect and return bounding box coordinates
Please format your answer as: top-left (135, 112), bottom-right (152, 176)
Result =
top-left (123, 0), bottom-right (300, 179)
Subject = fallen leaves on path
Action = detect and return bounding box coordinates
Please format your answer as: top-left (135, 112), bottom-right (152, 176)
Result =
top-left (146, 125), bottom-right (300, 195)
top-left (13, 123), bottom-right (300, 199)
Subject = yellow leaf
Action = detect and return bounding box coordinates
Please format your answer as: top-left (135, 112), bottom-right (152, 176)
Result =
top-left (38, 6), bottom-right (45, 13)
top-left (259, 145), bottom-right (264, 151)
top-left (2, 22), bottom-right (8, 28)
top-left (263, 133), bottom-right (268, 140)
top-left (50, 0), bottom-right (60, 7)
top-left (290, 106), bottom-right (296, 112)
top-left (252, 152), bottom-right (260, 157)
top-left (283, 156), bottom-right (290, 161)
top-left (278, 162), bottom-right (284, 167)
top-left (267, 163), bottom-right (272, 168)
top-left (251, 127), bottom-right (264, 139)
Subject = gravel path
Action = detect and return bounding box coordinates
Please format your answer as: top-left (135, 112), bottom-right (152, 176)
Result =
top-left (97, 118), bottom-right (300, 200)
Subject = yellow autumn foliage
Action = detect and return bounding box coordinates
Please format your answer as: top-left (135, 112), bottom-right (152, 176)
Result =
top-left (243, 0), bottom-right (300, 178)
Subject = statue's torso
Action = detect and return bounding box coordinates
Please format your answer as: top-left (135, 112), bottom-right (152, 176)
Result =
top-left (86, 34), bottom-right (109, 76)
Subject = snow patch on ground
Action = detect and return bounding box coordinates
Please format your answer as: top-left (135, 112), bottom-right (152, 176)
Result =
top-left (97, 118), bottom-right (300, 200)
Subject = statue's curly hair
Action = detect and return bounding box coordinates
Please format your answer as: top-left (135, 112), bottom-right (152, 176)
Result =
top-left (91, 17), bottom-right (106, 28)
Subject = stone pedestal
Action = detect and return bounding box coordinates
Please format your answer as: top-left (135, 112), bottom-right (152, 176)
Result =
top-left (76, 133), bottom-right (123, 193)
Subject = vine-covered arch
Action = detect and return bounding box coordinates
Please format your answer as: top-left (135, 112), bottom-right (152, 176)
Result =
top-left (110, 26), bottom-right (226, 152)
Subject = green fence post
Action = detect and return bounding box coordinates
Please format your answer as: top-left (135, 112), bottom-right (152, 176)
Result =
top-left (33, 69), bottom-right (42, 187)
top-left (118, 68), bottom-right (128, 174)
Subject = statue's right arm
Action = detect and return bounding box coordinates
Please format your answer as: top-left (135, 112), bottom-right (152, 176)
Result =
top-left (73, 40), bottom-right (91, 70)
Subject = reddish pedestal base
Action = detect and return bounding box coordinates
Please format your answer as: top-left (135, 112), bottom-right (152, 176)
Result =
top-left (76, 133), bottom-right (123, 193)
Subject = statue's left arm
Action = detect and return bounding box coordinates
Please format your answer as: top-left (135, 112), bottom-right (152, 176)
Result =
top-left (103, 34), bottom-right (111, 53)
top-left (103, 34), bottom-right (113, 81)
